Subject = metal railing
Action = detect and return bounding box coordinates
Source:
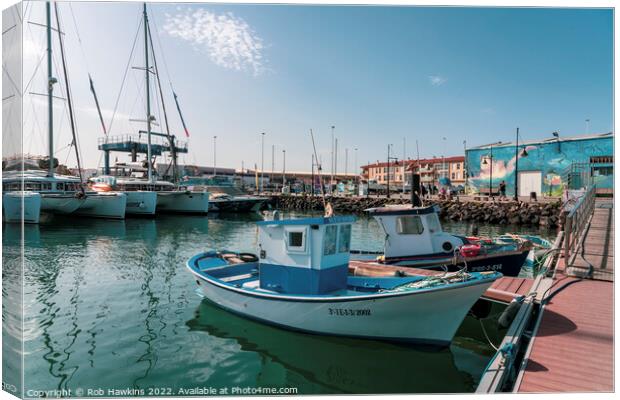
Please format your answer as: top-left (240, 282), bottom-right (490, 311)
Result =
top-left (563, 185), bottom-right (596, 262)
top-left (97, 134), bottom-right (188, 151)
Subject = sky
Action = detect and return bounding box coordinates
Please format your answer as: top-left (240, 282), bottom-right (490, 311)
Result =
top-left (3, 1), bottom-right (614, 173)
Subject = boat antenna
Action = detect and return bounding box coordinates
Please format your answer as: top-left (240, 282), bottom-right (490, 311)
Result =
top-left (54, 3), bottom-right (84, 191)
top-left (309, 129), bottom-right (329, 214)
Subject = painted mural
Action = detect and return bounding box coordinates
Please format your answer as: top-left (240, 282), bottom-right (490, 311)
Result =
top-left (465, 135), bottom-right (613, 197)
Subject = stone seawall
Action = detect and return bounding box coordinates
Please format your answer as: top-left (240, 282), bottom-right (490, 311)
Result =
top-left (269, 195), bottom-right (562, 228)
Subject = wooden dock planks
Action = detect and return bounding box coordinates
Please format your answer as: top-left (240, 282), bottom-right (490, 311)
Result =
top-left (515, 199), bottom-right (614, 393)
top-left (515, 279), bottom-right (613, 392)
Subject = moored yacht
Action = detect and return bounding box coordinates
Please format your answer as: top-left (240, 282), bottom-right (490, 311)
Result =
top-left (89, 175), bottom-right (156, 216)
top-left (2, 168), bottom-right (84, 219)
top-left (105, 163), bottom-right (209, 215)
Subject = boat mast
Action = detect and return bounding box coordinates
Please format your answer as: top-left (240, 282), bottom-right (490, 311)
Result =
top-left (46, 1), bottom-right (55, 178)
top-left (143, 3), bottom-right (153, 183)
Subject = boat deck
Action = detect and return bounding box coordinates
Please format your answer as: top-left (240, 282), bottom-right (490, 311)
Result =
top-left (514, 199), bottom-right (614, 393)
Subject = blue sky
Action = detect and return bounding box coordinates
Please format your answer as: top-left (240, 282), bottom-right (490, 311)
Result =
top-left (9, 2), bottom-right (613, 172)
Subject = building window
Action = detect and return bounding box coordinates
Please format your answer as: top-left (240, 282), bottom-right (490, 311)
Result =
top-left (590, 156), bottom-right (613, 164)
top-left (457, 163), bottom-right (461, 169)
top-left (451, 172), bottom-right (455, 179)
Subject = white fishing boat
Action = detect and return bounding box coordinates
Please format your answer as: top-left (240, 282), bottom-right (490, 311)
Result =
top-left (187, 214), bottom-right (500, 346)
top-left (352, 205), bottom-right (532, 276)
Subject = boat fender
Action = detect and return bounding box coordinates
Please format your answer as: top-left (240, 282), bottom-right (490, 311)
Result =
top-left (460, 244), bottom-right (481, 258)
top-left (498, 295), bottom-right (525, 329)
top-left (469, 299), bottom-right (492, 319)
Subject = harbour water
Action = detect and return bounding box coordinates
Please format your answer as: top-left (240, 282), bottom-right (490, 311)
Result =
top-left (3, 212), bottom-right (555, 395)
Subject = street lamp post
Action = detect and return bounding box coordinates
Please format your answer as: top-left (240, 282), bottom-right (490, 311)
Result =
top-left (489, 144), bottom-right (493, 198)
top-left (213, 135), bottom-right (217, 176)
top-left (282, 149), bottom-right (286, 188)
top-left (354, 147), bottom-right (358, 184)
top-left (331, 125), bottom-right (335, 187)
top-left (386, 144), bottom-right (398, 199)
top-left (260, 132), bottom-right (265, 192)
top-left (514, 128), bottom-right (519, 201)
top-left (514, 128), bottom-right (528, 201)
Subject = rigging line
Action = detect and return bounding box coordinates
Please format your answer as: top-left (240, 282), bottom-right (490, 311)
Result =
top-left (147, 21), bottom-right (170, 136)
top-left (2, 64), bottom-right (22, 96)
top-left (12, 3), bottom-right (22, 24)
top-left (66, 2), bottom-right (91, 74)
top-left (2, 24), bottom-right (16, 35)
top-left (148, 5), bottom-right (174, 86)
top-left (22, 52), bottom-right (46, 94)
top-left (55, 2), bottom-right (84, 184)
top-left (108, 18), bottom-right (143, 136)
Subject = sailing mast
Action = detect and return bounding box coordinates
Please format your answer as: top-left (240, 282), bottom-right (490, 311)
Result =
top-left (143, 3), bottom-right (153, 183)
top-left (46, 1), bottom-right (55, 178)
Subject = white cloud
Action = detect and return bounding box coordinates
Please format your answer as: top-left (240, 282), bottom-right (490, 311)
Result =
top-left (163, 8), bottom-right (266, 76)
top-left (428, 75), bottom-right (447, 86)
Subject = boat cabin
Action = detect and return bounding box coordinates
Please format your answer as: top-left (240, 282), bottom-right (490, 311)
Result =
top-left (257, 215), bottom-right (355, 295)
top-left (366, 205), bottom-right (464, 258)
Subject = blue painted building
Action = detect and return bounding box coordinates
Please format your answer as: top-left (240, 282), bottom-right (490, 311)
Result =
top-left (465, 132), bottom-right (613, 197)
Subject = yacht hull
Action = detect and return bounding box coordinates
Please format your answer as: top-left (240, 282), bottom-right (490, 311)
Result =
top-left (3, 192), bottom-right (42, 224)
top-left (74, 192), bottom-right (127, 219)
top-left (124, 191), bottom-right (157, 216)
top-left (157, 191), bottom-right (209, 214)
top-left (41, 193), bottom-right (84, 214)
top-left (209, 197), bottom-right (265, 213)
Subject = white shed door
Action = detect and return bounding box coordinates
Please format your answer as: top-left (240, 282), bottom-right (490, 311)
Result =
top-left (518, 171), bottom-right (542, 197)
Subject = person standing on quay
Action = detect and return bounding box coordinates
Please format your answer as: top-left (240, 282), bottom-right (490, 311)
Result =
top-left (499, 180), bottom-right (507, 199)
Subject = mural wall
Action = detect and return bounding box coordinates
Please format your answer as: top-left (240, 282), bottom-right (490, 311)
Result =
top-left (465, 135), bottom-right (613, 197)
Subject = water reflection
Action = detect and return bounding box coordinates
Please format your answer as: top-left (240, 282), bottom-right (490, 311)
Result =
top-left (187, 300), bottom-right (476, 394)
top-left (6, 212), bottom-right (552, 395)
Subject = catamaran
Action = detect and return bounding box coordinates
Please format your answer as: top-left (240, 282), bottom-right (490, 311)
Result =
top-left (351, 204), bottom-right (533, 276)
top-left (187, 213), bottom-right (500, 346)
top-left (2, 3), bottom-right (126, 222)
top-left (88, 4), bottom-right (209, 215)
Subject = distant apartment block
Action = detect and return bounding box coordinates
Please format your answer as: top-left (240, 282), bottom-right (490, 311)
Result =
top-left (361, 156), bottom-right (465, 187)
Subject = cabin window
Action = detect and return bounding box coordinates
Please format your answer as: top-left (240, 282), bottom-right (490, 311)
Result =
top-left (396, 216), bottom-right (424, 235)
top-left (338, 224), bottom-right (352, 253)
top-left (426, 213), bottom-right (441, 233)
top-left (323, 225), bottom-right (338, 255)
top-left (285, 228), bottom-right (307, 253)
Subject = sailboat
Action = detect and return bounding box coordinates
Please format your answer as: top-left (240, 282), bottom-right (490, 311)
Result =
top-left (91, 4), bottom-right (208, 215)
top-left (3, 3), bottom-right (126, 222)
